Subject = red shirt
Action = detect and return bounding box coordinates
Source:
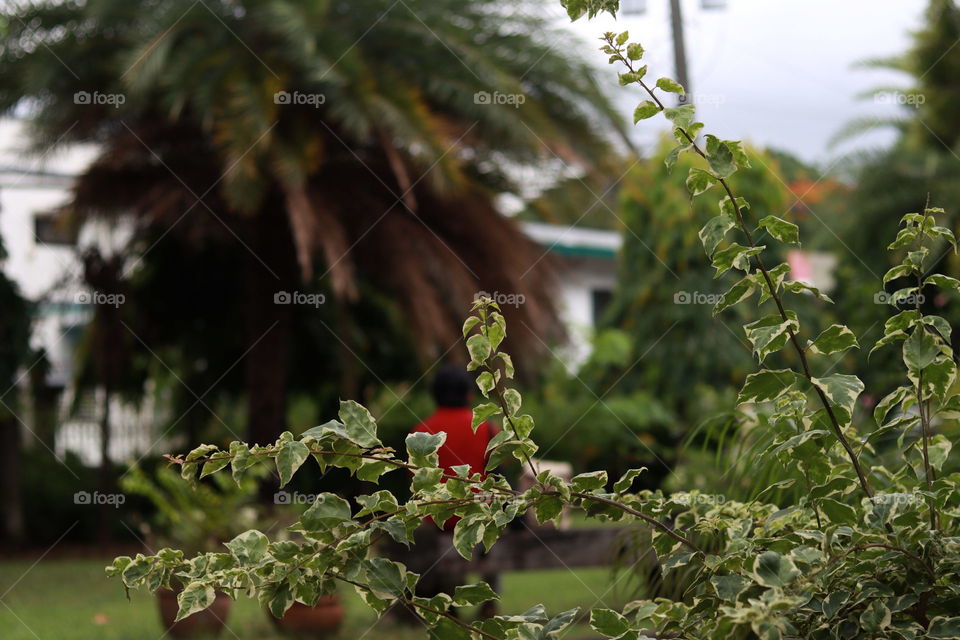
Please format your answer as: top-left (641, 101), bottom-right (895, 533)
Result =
top-left (411, 407), bottom-right (493, 479)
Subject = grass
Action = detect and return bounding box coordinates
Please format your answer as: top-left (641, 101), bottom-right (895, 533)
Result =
top-left (0, 557), bottom-right (634, 639)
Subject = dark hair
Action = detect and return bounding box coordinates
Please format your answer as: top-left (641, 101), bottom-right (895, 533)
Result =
top-left (431, 364), bottom-right (472, 407)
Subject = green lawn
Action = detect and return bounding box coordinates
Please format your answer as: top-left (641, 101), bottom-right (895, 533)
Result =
top-left (0, 557), bottom-right (633, 639)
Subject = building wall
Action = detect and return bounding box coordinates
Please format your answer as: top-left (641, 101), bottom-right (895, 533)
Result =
top-left (520, 222), bottom-right (622, 369)
top-left (552, 255), bottom-right (618, 369)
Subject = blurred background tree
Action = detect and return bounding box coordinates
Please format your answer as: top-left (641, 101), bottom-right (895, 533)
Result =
top-left (830, 0), bottom-right (960, 396)
top-left (518, 142), bottom-right (804, 488)
top-left (0, 0), bottom-right (630, 448)
top-left (0, 233), bottom-right (32, 544)
top-left (600, 140), bottom-right (794, 419)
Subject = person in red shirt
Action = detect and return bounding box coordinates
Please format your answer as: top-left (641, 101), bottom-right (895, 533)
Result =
top-left (411, 364), bottom-right (496, 485)
top-left (396, 364), bottom-right (499, 618)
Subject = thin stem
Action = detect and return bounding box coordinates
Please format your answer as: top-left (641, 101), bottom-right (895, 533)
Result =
top-left (476, 306), bottom-right (539, 479)
top-left (280, 497), bottom-right (476, 579)
top-left (484, 360), bottom-right (539, 479)
top-left (414, 602), bottom-right (502, 640)
top-left (914, 267), bottom-right (938, 530)
top-left (332, 574), bottom-right (501, 640)
top-left (916, 371), bottom-right (937, 529)
top-left (802, 543), bottom-right (934, 584)
top-left (564, 490), bottom-right (706, 557)
top-left (793, 412), bottom-right (823, 530)
top-left (172, 442), bottom-right (714, 548)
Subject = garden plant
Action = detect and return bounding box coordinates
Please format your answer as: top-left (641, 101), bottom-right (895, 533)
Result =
top-left (107, 1), bottom-right (960, 637)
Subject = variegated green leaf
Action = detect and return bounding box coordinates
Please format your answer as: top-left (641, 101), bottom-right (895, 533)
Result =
top-left (757, 215), bottom-right (799, 245)
top-left (809, 324), bottom-right (859, 355)
top-left (811, 374), bottom-right (864, 416)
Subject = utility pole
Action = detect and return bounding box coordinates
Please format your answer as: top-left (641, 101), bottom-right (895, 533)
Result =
top-left (622, 0), bottom-right (728, 106)
top-left (669, 0), bottom-right (692, 105)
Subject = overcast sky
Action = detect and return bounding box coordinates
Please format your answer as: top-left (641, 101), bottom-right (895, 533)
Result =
top-left (0, 0), bottom-right (933, 167)
top-left (561, 0), bottom-right (932, 164)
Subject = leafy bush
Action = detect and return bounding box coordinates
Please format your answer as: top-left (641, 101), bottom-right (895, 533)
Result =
top-left (523, 329), bottom-right (676, 483)
top-left (107, 3), bottom-right (960, 638)
top-left (602, 140), bottom-right (793, 419)
top-left (120, 465), bottom-right (263, 555)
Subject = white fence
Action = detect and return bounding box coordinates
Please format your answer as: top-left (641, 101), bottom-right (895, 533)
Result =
top-left (52, 387), bottom-right (173, 467)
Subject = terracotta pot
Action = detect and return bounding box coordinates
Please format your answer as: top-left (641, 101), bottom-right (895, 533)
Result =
top-left (271, 595), bottom-right (345, 638)
top-left (156, 588), bottom-right (232, 638)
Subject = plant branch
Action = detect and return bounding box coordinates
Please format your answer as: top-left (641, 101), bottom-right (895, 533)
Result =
top-left (474, 304), bottom-right (540, 479)
top-left (565, 490), bottom-right (706, 557)
top-left (164, 449), bottom-right (514, 494)
top-left (608, 40), bottom-right (874, 500)
top-left (914, 268), bottom-right (938, 530)
top-left (484, 360), bottom-right (540, 479)
top-left (332, 574), bottom-right (501, 640)
top-left (802, 543), bottom-right (934, 584)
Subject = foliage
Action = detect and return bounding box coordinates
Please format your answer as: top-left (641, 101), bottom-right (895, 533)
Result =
top-left (0, 557), bottom-right (617, 640)
top-left (107, 3), bottom-right (960, 639)
top-left (828, 0), bottom-right (960, 398)
top-left (670, 407), bottom-right (808, 508)
top-left (120, 465), bottom-right (265, 556)
top-left (601, 140), bottom-right (794, 420)
top-left (523, 329), bottom-right (678, 485)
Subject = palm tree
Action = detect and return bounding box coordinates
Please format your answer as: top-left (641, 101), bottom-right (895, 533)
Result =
top-left (0, 0), bottom-right (628, 444)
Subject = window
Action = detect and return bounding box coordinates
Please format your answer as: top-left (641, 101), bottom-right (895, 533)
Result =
top-left (591, 289), bottom-right (613, 327)
top-left (34, 211), bottom-right (77, 246)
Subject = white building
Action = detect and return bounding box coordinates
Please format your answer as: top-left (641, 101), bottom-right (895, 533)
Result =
top-left (520, 221), bottom-right (620, 367)
top-left (0, 119), bottom-right (95, 387)
top-left (0, 119), bottom-right (158, 465)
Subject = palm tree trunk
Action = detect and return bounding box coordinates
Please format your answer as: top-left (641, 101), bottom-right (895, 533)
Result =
top-left (244, 308), bottom-right (291, 446)
top-left (243, 214), bottom-right (296, 446)
top-left (335, 302), bottom-right (361, 401)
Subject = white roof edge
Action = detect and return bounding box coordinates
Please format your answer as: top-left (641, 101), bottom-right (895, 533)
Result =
top-left (520, 221), bottom-right (622, 252)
